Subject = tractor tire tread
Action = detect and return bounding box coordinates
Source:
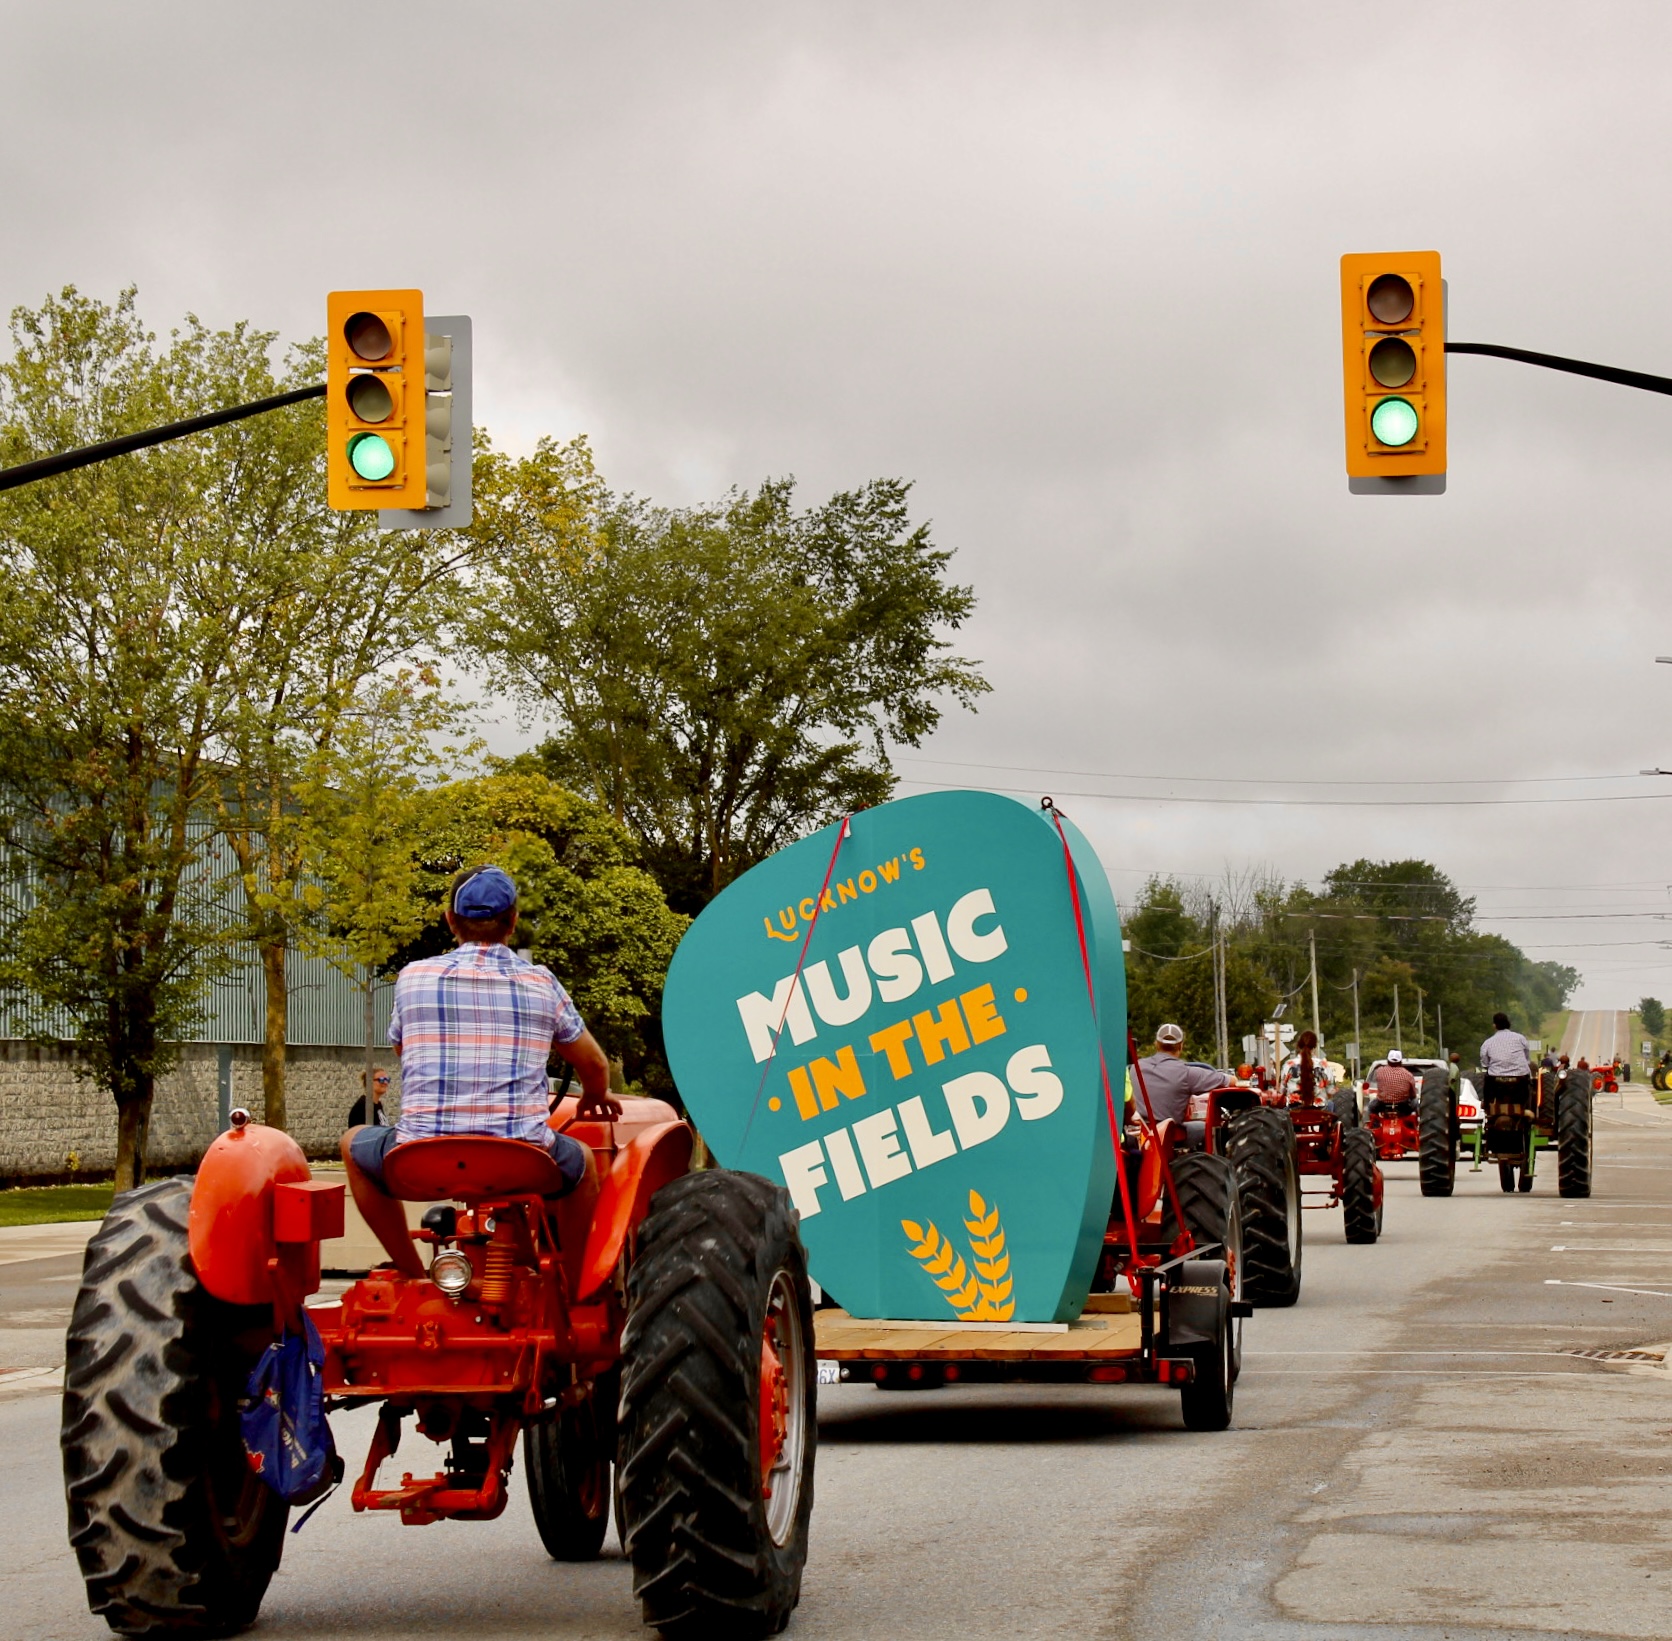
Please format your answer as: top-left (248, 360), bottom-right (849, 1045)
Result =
top-left (617, 1168), bottom-right (813, 1640)
top-left (1225, 1109), bottom-right (1301, 1308)
top-left (1558, 1069), bottom-right (1595, 1198)
top-left (60, 1178), bottom-right (286, 1637)
top-left (1341, 1127), bottom-right (1380, 1243)
top-left (1418, 1067), bottom-right (1456, 1197)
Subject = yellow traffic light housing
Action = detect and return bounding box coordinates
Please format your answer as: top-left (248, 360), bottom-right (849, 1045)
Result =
top-left (327, 290), bottom-right (427, 510)
top-left (1341, 252), bottom-right (1445, 493)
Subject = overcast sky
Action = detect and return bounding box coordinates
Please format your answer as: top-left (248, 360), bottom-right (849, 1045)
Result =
top-left (6, 2), bottom-right (1672, 1011)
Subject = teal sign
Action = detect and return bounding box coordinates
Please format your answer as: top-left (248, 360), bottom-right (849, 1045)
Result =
top-left (662, 791), bottom-right (1124, 1322)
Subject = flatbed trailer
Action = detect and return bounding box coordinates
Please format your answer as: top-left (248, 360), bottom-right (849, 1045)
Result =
top-left (816, 1248), bottom-right (1249, 1405)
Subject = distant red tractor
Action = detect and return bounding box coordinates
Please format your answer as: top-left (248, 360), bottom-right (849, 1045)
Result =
top-left (62, 1099), bottom-right (815, 1639)
top-left (1359, 1060), bottom-right (1461, 1197)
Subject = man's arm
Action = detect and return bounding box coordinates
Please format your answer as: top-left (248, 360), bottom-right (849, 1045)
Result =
top-left (554, 1028), bottom-right (622, 1121)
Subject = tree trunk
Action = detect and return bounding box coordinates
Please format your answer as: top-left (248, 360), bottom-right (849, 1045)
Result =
top-left (364, 973), bottom-right (377, 1092)
top-left (113, 1084), bottom-right (152, 1193)
top-left (261, 939), bottom-right (289, 1131)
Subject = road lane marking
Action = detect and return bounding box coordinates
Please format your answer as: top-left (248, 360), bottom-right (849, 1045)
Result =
top-left (1545, 1279), bottom-right (1672, 1298)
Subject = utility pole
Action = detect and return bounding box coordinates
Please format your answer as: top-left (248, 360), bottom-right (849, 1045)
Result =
top-left (1309, 928), bottom-right (1321, 1042)
top-left (1436, 1003), bottom-right (1444, 1064)
top-left (1214, 920), bottom-right (1230, 1072)
top-left (1415, 986), bottom-right (1425, 1051)
top-left (1394, 983), bottom-right (1403, 1053)
top-left (1351, 968), bottom-right (1362, 1083)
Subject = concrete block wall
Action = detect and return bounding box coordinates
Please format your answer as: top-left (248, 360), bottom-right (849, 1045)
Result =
top-left (0, 1040), bottom-right (402, 1183)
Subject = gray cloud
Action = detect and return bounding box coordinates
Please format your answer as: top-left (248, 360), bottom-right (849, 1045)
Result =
top-left (5, 1), bottom-right (1672, 1004)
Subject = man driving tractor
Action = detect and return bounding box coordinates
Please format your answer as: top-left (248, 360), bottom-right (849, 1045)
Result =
top-left (1367, 1048), bottom-right (1418, 1117)
top-left (342, 865), bottom-right (622, 1277)
top-left (1478, 1009), bottom-right (1534, 1162)
top-left (1132, 1022), bottom-right (1230, 1123)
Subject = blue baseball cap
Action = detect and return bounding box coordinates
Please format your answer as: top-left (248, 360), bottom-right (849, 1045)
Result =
top-left (452, 866), bottom-right (518, 919)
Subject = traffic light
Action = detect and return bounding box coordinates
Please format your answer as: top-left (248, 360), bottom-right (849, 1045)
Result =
top-left (1340, 251), bottom-right (1446, 494)
top-left (327, 290), bottom-right (427, 510)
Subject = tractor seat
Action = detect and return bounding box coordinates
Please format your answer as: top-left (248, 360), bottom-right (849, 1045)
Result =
top-left (380, 1136), bottom-right (571, 1203)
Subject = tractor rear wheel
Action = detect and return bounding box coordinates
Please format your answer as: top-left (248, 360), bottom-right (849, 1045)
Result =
top-left (1498, 1163), bottom-right (1517, 1193)
top-left (525, 1366), bottom-right (617, 1561)
top-left (618, 1169), bottom-right (814, 1640)
top-left (1164, 1152), bottom-right (1243, 1379)
top-left (1226, 1109), bottom-right (1302, 1307)
top-left (61, 1178), bottom-right (287, 1637)
top-left (1173, 1259), bottom-right (1234, 1432)
top-left (1558, 1069), bottom-right (1595, 1198)
top-left (1341, 1127), bottom-right (1380, 1243)
top-left (1418, 1067), bottom-right (1456, 1197)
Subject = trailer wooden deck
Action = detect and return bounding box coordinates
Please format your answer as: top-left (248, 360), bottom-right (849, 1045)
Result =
top-left (814, 1293), bottom-right (1142, 1362)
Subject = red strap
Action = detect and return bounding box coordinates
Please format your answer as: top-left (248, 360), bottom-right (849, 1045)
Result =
top-left (739, 816), bottom-right (851, 1148)
top-left (1047, 807), bottom-right (1142, 1277)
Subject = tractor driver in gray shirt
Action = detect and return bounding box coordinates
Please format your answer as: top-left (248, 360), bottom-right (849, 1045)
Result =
top-left (1133, 1023), bottom-right (1231, 1125)
top-left (1480, 1013), bottom-right (1533, 1078)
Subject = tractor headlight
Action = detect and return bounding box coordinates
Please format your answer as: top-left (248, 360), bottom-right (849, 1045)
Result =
top-left (430, 1249), bottom-right (473, 1298)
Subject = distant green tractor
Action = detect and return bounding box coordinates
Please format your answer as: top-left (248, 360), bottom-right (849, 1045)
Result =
top-left (1462, 1066), bottom-right (1592, 1195)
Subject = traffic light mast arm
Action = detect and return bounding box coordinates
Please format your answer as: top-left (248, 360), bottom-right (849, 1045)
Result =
top-left (0, 382), bottom-right (325, 494)
top-left (1445, 343), bottom-right (1672, 398)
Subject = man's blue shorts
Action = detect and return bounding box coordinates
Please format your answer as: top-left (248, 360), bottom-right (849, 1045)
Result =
top-left (349, 1123), bottom-right (587, 1195)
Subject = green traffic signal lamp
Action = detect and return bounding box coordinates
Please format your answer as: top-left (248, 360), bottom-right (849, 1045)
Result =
top-left (1370, 396), bottom-right (1419, 448)
top-left (346, 432), bottom-right (397, 481)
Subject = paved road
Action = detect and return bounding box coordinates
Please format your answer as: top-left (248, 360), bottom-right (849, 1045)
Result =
top-left (7, 1092), bottom-right (1672, 1640)
top-left (1562, 1008), bottom-right (1629, 1067)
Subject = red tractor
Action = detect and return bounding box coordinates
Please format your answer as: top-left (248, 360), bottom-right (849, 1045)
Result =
top-left (1262, 1069), bottom-right (1382, 1248)
top-left (62, 1098), bottom-right (814, 1639)
top-left (1359, 1060), bottom-right (1460, 1197)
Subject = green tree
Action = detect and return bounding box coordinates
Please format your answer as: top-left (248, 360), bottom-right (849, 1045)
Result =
top-left (389, 768), bottom-right (689, 1085)
top-left (472, 438), bottom-right (988, 910)
top-left (300, 665), bottom-right (477, 1088)
top-left (0, 289), bottom-right (316, 1183)
top-left (207, 414), bottom-right (477, 1130)
top-left (1640, 997), bottom-right (1665, 1036)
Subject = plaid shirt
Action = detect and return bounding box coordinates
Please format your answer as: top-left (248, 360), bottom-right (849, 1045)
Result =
top-left (389, 943), bottom-right (586, 1149)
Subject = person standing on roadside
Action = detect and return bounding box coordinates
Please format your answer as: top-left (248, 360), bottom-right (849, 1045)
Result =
top-left (347, 1067), bottom-right (391, 1130)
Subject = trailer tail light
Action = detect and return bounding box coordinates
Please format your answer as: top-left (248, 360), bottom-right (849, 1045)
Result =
top-left (943, 1364), bottom-right (960, 1383)
top-left (1087, 1365), bottom-right (1127, 1383)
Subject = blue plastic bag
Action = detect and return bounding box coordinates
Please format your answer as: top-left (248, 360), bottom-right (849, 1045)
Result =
top-left (240, 1310), bottom-right (339, 1508)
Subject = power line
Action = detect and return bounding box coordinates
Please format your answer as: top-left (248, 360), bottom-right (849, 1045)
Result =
top-left (898, 777), bottom-right (1672, 809)
top-left (897, 756), bottom-right (1643, 789)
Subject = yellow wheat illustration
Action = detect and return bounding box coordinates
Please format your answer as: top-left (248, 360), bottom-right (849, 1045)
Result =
top-left (900, 1190), bottom-right (1015, 1321)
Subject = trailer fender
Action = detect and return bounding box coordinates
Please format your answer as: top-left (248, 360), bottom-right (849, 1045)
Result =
top-left (576, 1121), bottom-right (695, 1301)
top-left (188, 1120), bottom-right (343, 1306)
top-left (1164, 1258), bottom-right (1230, 1350)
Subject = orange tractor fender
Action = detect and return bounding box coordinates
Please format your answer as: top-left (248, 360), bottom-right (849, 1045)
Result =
top-left (188, 1118), bottom-right (345, 1308)
top-left (575, 1121), bottom-right (695, 1300)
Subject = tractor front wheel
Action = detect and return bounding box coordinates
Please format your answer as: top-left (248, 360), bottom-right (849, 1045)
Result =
top-left (618, 1169), bottom-right (814, 1640)
top-left (525, 1366), bottom-right (616, 1561)
top-left (1558, 1069), bottom-right (1595, 1198)
top-left (1227, 1108), bottom-right (1302, 1307)
top-left (62, 1178), bottom-right (287, 1637)
top-left (1418, 1068), bottom-right (1456, 1197)
top-left (1341, 1128), bottom-right (1381, 1243)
